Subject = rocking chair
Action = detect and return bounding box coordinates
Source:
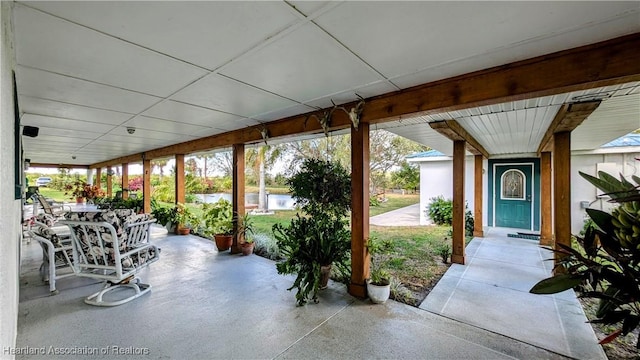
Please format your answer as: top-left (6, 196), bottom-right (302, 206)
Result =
top-left (59, 210), bottom-right (159, 306)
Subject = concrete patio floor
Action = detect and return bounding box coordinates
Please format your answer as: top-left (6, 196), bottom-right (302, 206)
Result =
top-left (17, 226), bottom-right (602, 359)
top-left (420, 227), bottom-right (606, 360)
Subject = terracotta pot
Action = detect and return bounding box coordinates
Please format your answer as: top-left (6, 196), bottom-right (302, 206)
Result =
top-left (241, 242), bottom-right (254, 256)
top-left (214, 234), bottom-right (233, 252)
top-left (175, 226), bottom-right (190, 235)
top-left (76, 197), bottom-right (84, 204)
top-left (320, 264), bottom-right (332, 289)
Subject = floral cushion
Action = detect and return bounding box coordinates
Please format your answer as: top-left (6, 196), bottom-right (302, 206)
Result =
top-left (64, 211), bottom-right (156, 270)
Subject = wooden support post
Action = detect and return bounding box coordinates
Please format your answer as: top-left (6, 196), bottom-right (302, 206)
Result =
top-left (121, 163), bottom-right (129, 200)
top-left (473, 155), bottom-right (484, 237)
top-left (231, 144), bottom-right (245, 254)
top-left (95, 168), bottom-right (102, 188)
top-left (553, 132), bottom-right (571, 272)
top-left (143, 159), bottom-right (151, 214)
top-left (349, 122), bottom-right (370, 298)
top-left (175, 154), bottom-right (185, 205)
top-left (540, 152), bottom-right (553, 246)
top-left (452, 140), bottom-right (466, 265)
top-left (106, 166), bottom-right (113, 198)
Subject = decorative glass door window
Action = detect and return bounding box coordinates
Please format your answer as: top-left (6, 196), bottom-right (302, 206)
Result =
top-left (501, 169), bottom-right (525, 200)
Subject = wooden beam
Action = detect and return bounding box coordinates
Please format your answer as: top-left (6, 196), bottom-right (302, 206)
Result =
top-left (95, 168), bottom-right (102, 188)
top-left (473, 155), bottom-right (484, 237)
top-left (537, 101), bottom-right (601, 154)
top-left (230, 144), bottom-right (245, 254)
top-left (89, 33), bottom-right (640, 168)
top-left (143, 159), bottom-right (151, 214)
top-left (106, 166), bottom-right (113, 198)
top-left (175, 154), bottom-right (185, 205)
top-left (29, 163), bottom-right (89, 169)
top-left (553, 132), bottom-right (571, 273)
top-left (349, 122), bottom-right (370, 298)
top-left (430, 120), bottom-right (490, 158)
top-left (540, 152), bottom-right (553, 246)
top-left (452, 140), bottom-right (466, 265)
top-left (121, 163), bottom-right (129, 200)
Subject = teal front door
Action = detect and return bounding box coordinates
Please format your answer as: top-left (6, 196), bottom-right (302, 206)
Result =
top-left (494, 164), bottom-right (533, 229)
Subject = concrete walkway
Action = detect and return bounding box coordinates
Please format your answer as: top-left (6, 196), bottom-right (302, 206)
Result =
top-left (370, 203), bottom-right (421, 226)
top-left (420, 227), bottom-right (606, 359)
top-left (16, 229), bottom-right (595, 359)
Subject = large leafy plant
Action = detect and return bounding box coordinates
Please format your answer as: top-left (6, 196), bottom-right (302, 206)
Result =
top-left (273, 159), bottom-right (351, 306)
top-left (530, 171), bottom-right (640, 348)
top-left (202, 199), bottom-right (233, 236)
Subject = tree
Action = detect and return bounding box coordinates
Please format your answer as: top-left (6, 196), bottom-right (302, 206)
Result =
top-left (369, 130), bottom-right (428, 193)
top-left (284, 135), bottom-right (351, 173)
top-left (210, 151), bottom-right (233, 177)
top-left (246, 144), bottom-right (284, 211)
top-left (391, 161), bottom-right (420, 193)
top-left (152, 159), bottom-right (169, 180)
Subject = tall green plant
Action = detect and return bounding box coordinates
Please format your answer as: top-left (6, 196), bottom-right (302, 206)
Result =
top-left (273, 159), bottom-right (351, 306)
top-left (530, 171), bottom-right (640, 348)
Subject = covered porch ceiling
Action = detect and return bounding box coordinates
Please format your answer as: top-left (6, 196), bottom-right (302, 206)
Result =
top-left (13, 1), bottom-right (640, 167)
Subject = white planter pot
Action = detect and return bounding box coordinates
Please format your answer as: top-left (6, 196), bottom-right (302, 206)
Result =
top-left (366, 280), bottom-right (390, 304)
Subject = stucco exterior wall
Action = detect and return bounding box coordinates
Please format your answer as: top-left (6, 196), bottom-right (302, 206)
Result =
top-left (416, 151), bottom-right (640, 236)
top-left (418, 156), bottom-right (488, 227)
top-left (571, 152), bottom-right (640, 234)
top-left (0, 2), bottom-right (20, 357)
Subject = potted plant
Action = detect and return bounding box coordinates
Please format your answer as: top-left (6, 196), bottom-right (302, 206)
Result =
top-left (237, 213), bottom-right (256, 256)
top-left (273, 159), bottom-right (351, 305)
top-left (174, 203), bottom-right (196, 235)
top-left (64, 180), bottom-right (105, 204)
top-left (202, 199), bottom-right (233, 251)
top-left (151, 200), bottom-right (177, 232)
top-left (366, 236), bottom-right (394, 304)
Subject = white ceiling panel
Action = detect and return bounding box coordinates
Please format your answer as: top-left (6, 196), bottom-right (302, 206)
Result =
top-left (220, 23), bottom-right (383, 103)
top-left (21, 114), bottom-right (117, 134)
top-left (19, 96), bottom-right (133, 126)
top-left (142, 101), bottom-right (245, 128)
top-left (253, 104), bottom-right (316, 122)
top-left (573, 94), bottom-right (640, 150)
top-left (24, 1), bottom-right (300, 71)
top-left (287, 1), bottom-right (336, 17)
top-left (316, 2), bottom-right (639, 82)
top-left (17, 67), bottom-right (161, 114)
top-left (303, 80), bottom-right (398, 110)
top-left (14, 4), bottom-right (207, 97)
top-left (211, 117), bottom-right (263, 132)
top-left (171, 74), bottom-right (297, 118)
top-left (10, 2), bottom-right (640, 166)
top-left (380, 121), bottom-right (455, 156)
top-left (121, 116), bottom-right (211, 136)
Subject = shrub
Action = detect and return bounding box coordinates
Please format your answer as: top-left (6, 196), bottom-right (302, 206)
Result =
top-left (253, 232), bottom-right (282, 260)
top-left (426, 196), bottom-right (474, 237)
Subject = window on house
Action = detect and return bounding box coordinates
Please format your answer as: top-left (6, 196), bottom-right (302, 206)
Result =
top-left (501, 170), bottom-right (525, 200)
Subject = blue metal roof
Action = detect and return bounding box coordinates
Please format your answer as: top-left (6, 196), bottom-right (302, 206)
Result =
top-left (601, 133), bottom-right (640, 148)
top-left (406, 150), bottom-right (446, 158)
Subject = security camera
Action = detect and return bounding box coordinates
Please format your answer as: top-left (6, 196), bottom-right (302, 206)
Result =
top-left (126, 127), bottom-right (136, 134)
top-left (72, 155), bottom-right (77, 160)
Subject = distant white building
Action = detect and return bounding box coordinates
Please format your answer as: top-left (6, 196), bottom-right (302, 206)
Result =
top-left (408, 133), bottom-right (640, 234)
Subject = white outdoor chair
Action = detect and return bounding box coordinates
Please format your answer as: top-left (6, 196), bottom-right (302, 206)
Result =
top-left (59, 210), bottom-right (159, 306)
top-left (28, 214), bottom-right (75, 294)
